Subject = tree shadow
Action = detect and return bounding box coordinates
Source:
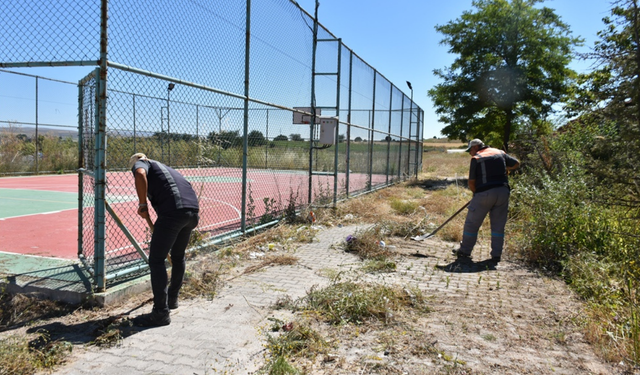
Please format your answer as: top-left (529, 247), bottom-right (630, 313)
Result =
top-left (406, 177), bottom-right (468, 191)
top-left (435, 258), bottom-right (498, 273)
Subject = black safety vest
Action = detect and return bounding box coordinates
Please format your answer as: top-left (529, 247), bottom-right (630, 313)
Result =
top-left (132, 160), bottom-right (199, 215)
top-left (471, 147), bottom-right (510, 193)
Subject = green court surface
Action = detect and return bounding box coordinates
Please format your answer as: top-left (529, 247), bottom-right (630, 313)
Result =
top-left (0, 188), bottom-right (77, 219)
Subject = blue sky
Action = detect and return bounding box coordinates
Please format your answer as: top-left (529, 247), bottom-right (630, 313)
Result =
top-left (0, 0), bottom-right (614, 140)
top-left (295, 0), bottom-right (613, 138)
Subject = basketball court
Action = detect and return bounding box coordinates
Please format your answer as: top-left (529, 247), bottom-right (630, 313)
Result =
top-left (0, 170), bottom-right (381, 261)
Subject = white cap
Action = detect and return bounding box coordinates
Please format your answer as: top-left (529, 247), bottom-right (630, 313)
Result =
top-left (129, 153), bottom-right (148, 169)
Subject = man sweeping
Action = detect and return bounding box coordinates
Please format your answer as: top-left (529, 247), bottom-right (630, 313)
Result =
top-left (452, 139), bottom-right (519, 263)
top-left (130, 153), bottom-right (200, 326)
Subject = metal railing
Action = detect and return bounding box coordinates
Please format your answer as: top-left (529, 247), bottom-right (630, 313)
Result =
top-left (0, 0), bottom-right (424, 291)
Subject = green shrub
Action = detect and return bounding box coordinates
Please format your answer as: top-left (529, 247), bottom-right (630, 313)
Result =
top-left (389, 198), bottom-right (419, 215)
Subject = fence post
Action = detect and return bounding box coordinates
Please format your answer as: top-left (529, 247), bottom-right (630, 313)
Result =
top-left (415, 109), bottom-right (422, 176)
top-left (332, 40), bottom-right (342, 207)
top-left (398, 96), bottom-right (404, 180)
top-left (386, 85), bottom-right (393, 184)
top-left (308, 0), bottom-right (319, 205)
top-left (77, 80), bottom-right (84, 259)
top-left (265, 109), bottom-right (269, 169)
top-left (346, 51), bottom-right (353, 197)
top-left (240, 0), bottom-right (251, 233)
top-left (35, 76), bottom-right (39, 174)
top-left (368, 73), bottom-right (377, 191)
top-left (93, 0), bottom-right (109, 291)
top-left (132, 94), bottom-right (136, 152)
top-left (407, 96), bottom-right (413, 179)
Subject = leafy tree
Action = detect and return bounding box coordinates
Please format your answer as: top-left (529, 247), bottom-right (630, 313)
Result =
top-left (338, 134), bottom-right (346, 143)
top-left (207, 130), bottom-right (241, 149)
top-left (354, 136), bottom-right (363, 142)
top-left (566, 0), bottom-right (640, 206)
top-left (428, 0), bottom-right (581, 151)
top-left (248, 130), bottom-right (267, 147)
top-left (273, 134), bottom-right (288, 141)
top-left (290, 133), bottom-right (303, 142)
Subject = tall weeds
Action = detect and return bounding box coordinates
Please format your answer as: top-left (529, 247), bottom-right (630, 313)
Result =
top-left (511, 126), bottom-right (640, 364)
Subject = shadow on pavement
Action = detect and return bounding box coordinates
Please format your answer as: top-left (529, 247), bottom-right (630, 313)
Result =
top-left (25, 299), bottom-right (155, 345)
top-left (435, 258), bottom-right (498, 273)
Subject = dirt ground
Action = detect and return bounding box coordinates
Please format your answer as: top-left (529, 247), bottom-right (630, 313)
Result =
top-left (260, 236), bottom-right (632, 375)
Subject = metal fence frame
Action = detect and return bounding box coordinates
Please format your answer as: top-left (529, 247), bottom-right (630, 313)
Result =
top-left (1, 0), bottom-right (423, 291)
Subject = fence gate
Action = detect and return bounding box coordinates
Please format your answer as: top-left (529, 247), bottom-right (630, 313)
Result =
top-left (78, 69), bottom-right (100, 287)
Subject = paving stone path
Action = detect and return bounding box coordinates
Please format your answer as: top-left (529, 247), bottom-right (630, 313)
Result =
top-left (51, 224), bottom-right (619, 375)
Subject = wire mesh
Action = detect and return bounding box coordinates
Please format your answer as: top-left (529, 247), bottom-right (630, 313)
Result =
top-left (0, 70), bottom-right (81, 176)
top-left (0, 0), bottom-right (100, 64)
top-left (1, 0), bottom-right (424, 287)
top-left (79, 71), bottom-right (97, 268)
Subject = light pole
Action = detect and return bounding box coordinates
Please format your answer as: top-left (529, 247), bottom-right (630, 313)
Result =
top-left (167, 83), bottom-right (175, 164)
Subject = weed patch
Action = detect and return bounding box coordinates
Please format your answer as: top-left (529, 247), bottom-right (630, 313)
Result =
top-left (0, 331), bottom-right (72, 374)
top-left (181, 268), bottom-right (223, 300)
top-left (302, 282), bottom-right (430, 325)
top-left (260, 319), bottom-right (330, 374)
top-left (389, 198), bottom-right (419, 215)
top-left (362, 260), bottom-right (397, 274)
top-left (343, 227), bottom-right (394, 261)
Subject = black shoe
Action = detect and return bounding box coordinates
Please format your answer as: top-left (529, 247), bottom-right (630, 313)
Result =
top-left (133, 309), bottom-right (171, 327)
top-left (168, 296), bottom-right (179, 310)
top-left (490, 256), bottom-right (501, 263)
top-left (452, 249), bottom-right (472, 259)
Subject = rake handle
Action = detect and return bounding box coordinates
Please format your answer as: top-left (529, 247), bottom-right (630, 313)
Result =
top-left (145, 216), bottom-right (154, 232)
top-left (424, 200), bottom-right (471, 238)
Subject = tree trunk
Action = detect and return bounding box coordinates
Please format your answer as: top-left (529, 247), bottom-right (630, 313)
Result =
top-left (503, 109), bottom-right (513, 152)
top-left (632, 0), bottom-right (640, 131)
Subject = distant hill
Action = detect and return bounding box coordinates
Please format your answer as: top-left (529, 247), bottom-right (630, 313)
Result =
top-left (423, 137), bottom-right (465, 149)
top-left (0, 124), bottom-right (78, 140)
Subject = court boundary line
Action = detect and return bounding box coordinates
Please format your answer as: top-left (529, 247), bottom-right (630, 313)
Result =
top-left (0, 208), bottom-right (77, 221)
top-left (0, 250), bottom-right (80, 262)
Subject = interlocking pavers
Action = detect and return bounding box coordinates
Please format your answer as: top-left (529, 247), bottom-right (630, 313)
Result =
top-left (51, 225), bottom-right (368, 375)
top-left (46, 223), bottom-right (614, 375)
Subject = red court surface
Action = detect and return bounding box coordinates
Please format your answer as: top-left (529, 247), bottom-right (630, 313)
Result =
top-left (0, 174), bottom-right (79, 259)
top-left (0, 170), bottom-right (384, 261)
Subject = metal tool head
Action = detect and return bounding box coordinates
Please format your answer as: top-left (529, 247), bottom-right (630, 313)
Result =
top-left (411, 233), bottom-right (434, 241)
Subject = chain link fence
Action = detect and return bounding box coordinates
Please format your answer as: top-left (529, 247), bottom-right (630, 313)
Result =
top-left (1, 0), bottom-right (424, 290)
top-left (0, 69), bottom-right (79, 176)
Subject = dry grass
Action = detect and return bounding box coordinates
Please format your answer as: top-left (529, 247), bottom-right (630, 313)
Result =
top-left (241, 254), bottom-right (299, 275)
top-left (422, 150), bottom-right (469, 178)
top-left (0, 293), bottom-right (76, 331)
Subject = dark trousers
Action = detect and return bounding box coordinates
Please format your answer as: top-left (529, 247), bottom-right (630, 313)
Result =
top-left (459, 186), bottom-right (510, 258)
top-left (148, 209), bottom-right (199, 312)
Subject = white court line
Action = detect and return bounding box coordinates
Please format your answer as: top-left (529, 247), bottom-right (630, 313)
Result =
top-left (0, 250), bottom-right (78, 262)
top-left (203, 198), bottom-right (242, 217)
top-left (0, 208), bottom-right (77, 221)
